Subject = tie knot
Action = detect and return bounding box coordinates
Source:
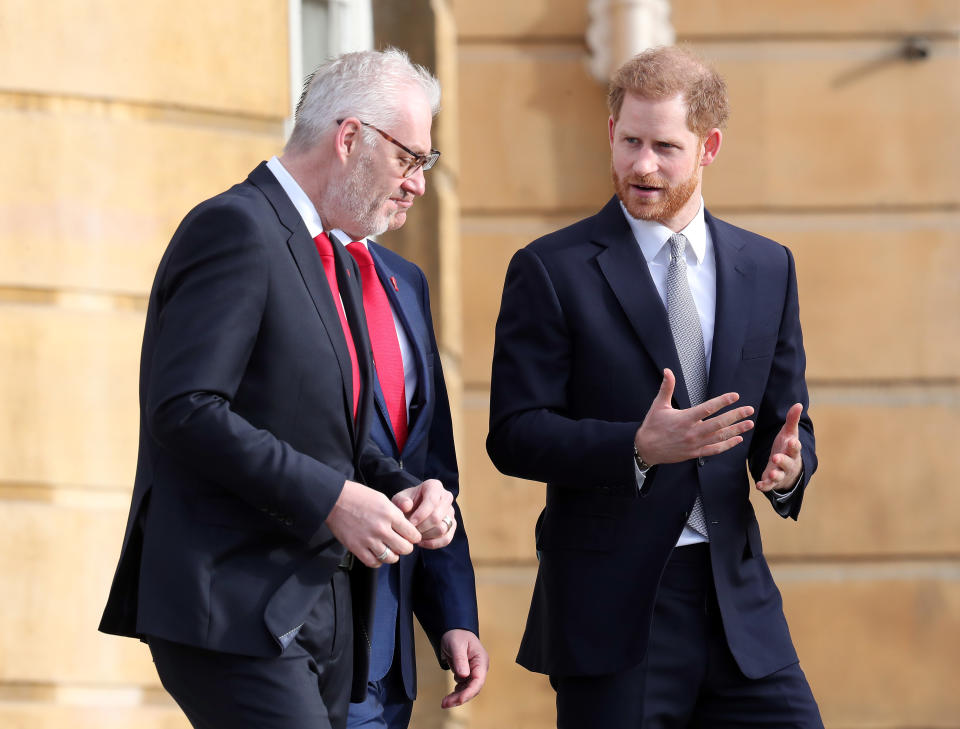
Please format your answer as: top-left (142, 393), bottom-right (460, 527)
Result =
top-left (346, 241), bottom-right (375, 268)
top-left (668, 233), bottom-right (688, 263)
top-left (313, 231), bottom-right (335, 258)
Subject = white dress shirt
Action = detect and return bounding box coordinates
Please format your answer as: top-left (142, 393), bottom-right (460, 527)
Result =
top-left (623, 200), bottom-right (714, 546)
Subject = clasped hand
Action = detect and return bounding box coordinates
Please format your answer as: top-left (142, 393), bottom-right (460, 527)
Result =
top-left (326, 478), bottom-right (456, 568)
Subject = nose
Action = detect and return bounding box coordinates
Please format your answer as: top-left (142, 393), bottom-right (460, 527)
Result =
top-left (401, 165), bottom-right (427, 197)
top-left (632, 147), bottom-right (658, 177)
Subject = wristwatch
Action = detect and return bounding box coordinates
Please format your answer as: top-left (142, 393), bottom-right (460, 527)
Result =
top-left (633, 445), bottom-right (652, 473)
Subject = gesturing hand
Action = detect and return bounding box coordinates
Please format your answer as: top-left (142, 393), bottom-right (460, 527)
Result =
top-left (439, 629), bottom-right (489, 709)
top-left (634, 368), bottom-right (755, 465)
top-left (755, 403), bottom-right (804, 493)
top-left (325, 480), bottom-right (421, 568)
top-left (393, 479), bottom-right (456, 549)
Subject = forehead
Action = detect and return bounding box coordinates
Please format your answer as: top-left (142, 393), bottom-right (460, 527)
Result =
top-left (390, 89), bottom-right (433, 152)
top-left (615, 93), bottom-right (692, 136)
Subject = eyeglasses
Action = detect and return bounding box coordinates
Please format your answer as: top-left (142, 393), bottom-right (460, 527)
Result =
top-left (337, 119), bottom-right (440, 178)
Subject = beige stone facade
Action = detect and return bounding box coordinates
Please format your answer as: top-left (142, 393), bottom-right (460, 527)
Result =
top-left (1, 0), bottom-right (957, 727)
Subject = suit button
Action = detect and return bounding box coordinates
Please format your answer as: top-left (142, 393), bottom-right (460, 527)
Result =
top-left (697, 457), bottom-right (706, 467)
top-left (283, 518), bottom-right (294, 527)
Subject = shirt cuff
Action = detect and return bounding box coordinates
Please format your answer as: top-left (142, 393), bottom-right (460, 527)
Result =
top-left (772, 468), bottom-right (803, 502)
top-left (635, 458), bottom-right (649, 491)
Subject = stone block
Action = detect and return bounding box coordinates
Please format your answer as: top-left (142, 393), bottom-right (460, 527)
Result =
top-left (458, 45), bottom-right (611, 213)
top-left (470, 567), bottom-right (555, 729)
top-left (723, 211), bottom-right (960, 381)
top-left (0, 0), bottom-right (288, 116)
top-left (0, 108), bottom-right (283, 294)
top-left (0, 304), bottom-right (142, 489)
top-left (705, 39), bottom-right (959, 209)
top-left (0, 704), bottom-right (189, 729)
top-left (0, 500), bottom-right (160, 684)
top-left (675, 0), bottom-right (959, 36)
top-left (460, 400), bottom-right (547, 565)
top-left (453, 0), bottom-right (586, 40)
top-left (461, 216), bottom-right (580, 386)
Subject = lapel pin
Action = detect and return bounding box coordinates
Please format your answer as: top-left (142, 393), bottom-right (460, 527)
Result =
top-left (390, 276), bottom-right (399, 292)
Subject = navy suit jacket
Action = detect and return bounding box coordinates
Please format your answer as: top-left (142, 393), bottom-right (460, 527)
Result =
top-left (99, 163), bottom-right (419, 699)
top-left (487, 197), bottom-right (816, 679)
top-left (363, 241), bottom-right (479, 700)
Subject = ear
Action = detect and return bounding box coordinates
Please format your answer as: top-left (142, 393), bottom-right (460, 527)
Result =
top-left (334, 117), bottom-right (363, 162)
top-left (700, 128), bottom-right (722, 167)
top-left (608, 116), bottom-right (616, 149)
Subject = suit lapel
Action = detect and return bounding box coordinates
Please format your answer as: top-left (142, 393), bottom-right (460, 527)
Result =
top-left (593, 197), bottom-right (692, 407)
top-left (705, 211), bottom-right (754, 400)
top-left (367, 242), bottom-right (432, 455)
top-left (247, 163), bottom-right (360, 438)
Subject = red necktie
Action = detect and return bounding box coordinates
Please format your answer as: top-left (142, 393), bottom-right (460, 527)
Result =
top-left (346, 242), bottom-right (408, 450)
top-left (313, 232), bottom-right (360, 420)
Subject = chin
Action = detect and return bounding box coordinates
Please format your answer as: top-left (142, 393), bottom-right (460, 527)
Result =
top-left (386, 213), bottom-right (407, 231)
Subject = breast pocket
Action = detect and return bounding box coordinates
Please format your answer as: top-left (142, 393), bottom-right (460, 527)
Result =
top-left (741, 334), bottom-right (778, 361)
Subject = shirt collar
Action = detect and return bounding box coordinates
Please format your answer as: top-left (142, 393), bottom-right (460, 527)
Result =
top-left (327, 229), bottom-right (368, 249)
top-left (266, 155), bottom-right (325, 238)
top-left (620, 198), bottom-right (708, 265)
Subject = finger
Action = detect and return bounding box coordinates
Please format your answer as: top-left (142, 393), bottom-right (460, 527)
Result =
top-left (756, 466), bottom-right (785, 491)
top-left (697, 434), bottom-right (746, 458)
top-left (704, 404), bottom-right (754, 428)
top-left (443, 653), bottom-right (488, 707)
top-left (653, 368), bottom-right (676, 407)
top-left (701, 416), bottom-right (754, 445)
top-left (407, 486), bottom-right (452, 528)
top-left (446, 642), bottom-right (470, 680)
top-left (442, 674), bottom-right (483, 708)
top-left (784, 402), bottom-right (803, 436)
top-left (419, 527), bottom-right (456, 550)
top-left (388, 515), bottom-right (422, 549)
top-left (783, 437), bottom-right (802, 459)
top-left (392, 492), bottom-right (416, 515)
top-left (372, 545), bottom-right (401, 565)
top-left (696, 391), bottom-right (741, 420)
top-left (420, 514), bottom-right (456, 540)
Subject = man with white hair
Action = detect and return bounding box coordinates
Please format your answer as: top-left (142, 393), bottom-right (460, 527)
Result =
top-left (100, 48), bottom-right (468, 729)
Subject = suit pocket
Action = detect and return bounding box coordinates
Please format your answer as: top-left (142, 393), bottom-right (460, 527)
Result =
top-left (741, 334), bottom-right (777, 361)
top-left (537, 511), bottom-right (617, 553)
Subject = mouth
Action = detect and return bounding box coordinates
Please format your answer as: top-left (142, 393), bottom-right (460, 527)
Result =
top-left (630, 183), bottom-right (663, 198)
top-left (390, 197), bottom-right (413, 211)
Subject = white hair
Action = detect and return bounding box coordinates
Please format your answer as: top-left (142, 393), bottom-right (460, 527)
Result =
top-left (286, 47), bottom-right (441, 154)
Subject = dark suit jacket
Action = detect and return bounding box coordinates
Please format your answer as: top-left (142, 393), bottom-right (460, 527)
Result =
top-left (99, 163), bottom-right (419, 696)
top-left (363, 241), bottom-right (479, 700)
top-left (487, 196), bottom-right (816, 680)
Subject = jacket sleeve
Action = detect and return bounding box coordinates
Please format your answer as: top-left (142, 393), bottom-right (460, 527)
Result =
top-left (409, 265), bottom-right (480, 660)
top-left (747, 246), bottom-right (817, 520)
top-left (144, 200), bottom-right (350, 547)
top-left (486, 247), bottom-right (641, 487)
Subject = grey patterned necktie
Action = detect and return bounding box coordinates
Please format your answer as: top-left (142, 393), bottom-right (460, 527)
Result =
top-left (666, 233), bottom-right (709, 538)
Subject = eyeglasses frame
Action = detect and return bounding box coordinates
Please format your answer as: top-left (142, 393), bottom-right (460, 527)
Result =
top-left (336, 118), bottom-right (440, 178)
